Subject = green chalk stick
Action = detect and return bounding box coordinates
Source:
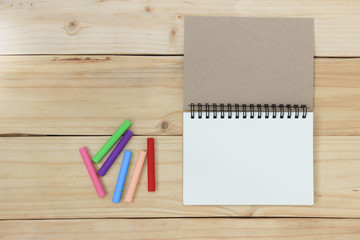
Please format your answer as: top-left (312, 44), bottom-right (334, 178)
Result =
top-left (92, 120), bottom-right (131, 163)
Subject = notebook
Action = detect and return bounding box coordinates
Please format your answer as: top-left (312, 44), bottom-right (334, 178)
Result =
top-left (183, 17), bottom-right (314, 205)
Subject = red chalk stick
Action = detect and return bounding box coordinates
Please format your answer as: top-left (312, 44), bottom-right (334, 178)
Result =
top-left (147, 138), bottom-right (155, 191)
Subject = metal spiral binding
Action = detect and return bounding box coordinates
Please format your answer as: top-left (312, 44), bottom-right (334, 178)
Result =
top-left (279, 104), bottom-right (284, 118)
top-left (227, 104), bottom-right (232, 119)
top-left (257, 104), bottom-right (261, 119)
top-left (271, 104), bottom-right (276, 118)
top-left (220, 104), bottom-right (225, 118)
top-left (189, 103), bottom-right (308, 119)
top-left (205, 103), bottom-right (210, 119)
top-left (213, 103), bottom-right (217, 119)
top-left (301, 105), bottom-right (307, 118)
top-left (242, 104), bottom-right (247, 118)
top-left (235, 104), bottom-right (240, 119)
top-left (250, 104), bottom-right (254, 118)
top-left (264, 104), bottom-right (269, 119)
top-left (198, 103), bottom-right (202, 119)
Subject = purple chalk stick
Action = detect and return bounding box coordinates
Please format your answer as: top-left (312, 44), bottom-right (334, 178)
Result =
top-left (98, 130), bottom-right (133, 176)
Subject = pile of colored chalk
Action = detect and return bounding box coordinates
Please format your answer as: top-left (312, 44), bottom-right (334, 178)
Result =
top-left (79, 120), bottom-right (155, 203)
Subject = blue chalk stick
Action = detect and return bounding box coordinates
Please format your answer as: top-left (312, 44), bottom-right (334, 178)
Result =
top-left (112, 150), bottom-right (132, 203)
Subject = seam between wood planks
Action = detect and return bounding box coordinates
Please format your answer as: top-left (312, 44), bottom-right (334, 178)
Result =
top-left (1, 216), bottom-right (360, 221)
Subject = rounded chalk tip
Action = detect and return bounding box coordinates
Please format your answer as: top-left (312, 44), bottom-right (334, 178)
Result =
top-left (125, 129), bottom-right (133, 135)
top-left (79, 146), bottom-right (87, 152)
top-left (98, 192), bottom-right (106, 198)
top-left (122, 120), bottom-right (132, 128)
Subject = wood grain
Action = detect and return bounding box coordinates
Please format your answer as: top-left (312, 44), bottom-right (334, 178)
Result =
top-left (1, 136), bottom-right (360, 219)
top-left (1, 1), bottom-right (360, 56)
top-left (0, 56), bottom-right (183, 136)
top-left (1, 56), bottom-right (360, 136)
top-left (1, 218), bottom-right (360, 240)
top-left (315, 58), bottom-right (360, 136)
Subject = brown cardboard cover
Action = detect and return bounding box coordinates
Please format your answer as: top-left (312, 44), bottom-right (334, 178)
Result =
top-left (184, 17), bottom-right (314, 110)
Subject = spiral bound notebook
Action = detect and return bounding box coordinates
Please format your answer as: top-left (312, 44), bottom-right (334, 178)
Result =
top-left (183, 17), bottom-right (314, 205)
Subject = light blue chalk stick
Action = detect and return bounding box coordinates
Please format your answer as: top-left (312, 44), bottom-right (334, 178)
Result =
top-left (112, 150), bottom-right (132, 203)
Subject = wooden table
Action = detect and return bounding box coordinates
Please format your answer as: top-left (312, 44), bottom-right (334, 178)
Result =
top-left (1, 1), bottom-right (360, 239)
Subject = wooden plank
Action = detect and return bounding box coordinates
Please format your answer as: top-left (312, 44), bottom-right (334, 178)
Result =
top-left (0, 1), bottom-right (360, 56)
top-left (315, 58), bottom-right (360, 136)
top-left (1, 218), bottom-right (360, 240)
top-left (1, 56), bottom-right (360, 136)
top-left (1, 136), bottom-right (360, 219)
top-left (0, 56), bottom-right (183, 136)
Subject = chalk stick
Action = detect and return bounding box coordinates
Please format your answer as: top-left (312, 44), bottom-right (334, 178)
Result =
top-left (147, 138), bottom-right (155, 192)
top-left (124, 151), bottom-right (147, 203)
top-left (79, 147), bottom-right (106, 198)
top-left (112, 150), bottom-right (132, 203)
top-left (98, 130), bottom-right (133, 176)
top-left (92, 120), bottom-right (131, 163)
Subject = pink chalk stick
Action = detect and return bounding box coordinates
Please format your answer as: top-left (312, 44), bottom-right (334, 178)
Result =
top-left (79, 147), bottom-right (106, 198)
top-left (124, 151), bottom-right (147, 203)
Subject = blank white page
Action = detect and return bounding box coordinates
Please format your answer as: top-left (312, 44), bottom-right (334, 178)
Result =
top-left (183, 112), bottom-right (313, 205)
